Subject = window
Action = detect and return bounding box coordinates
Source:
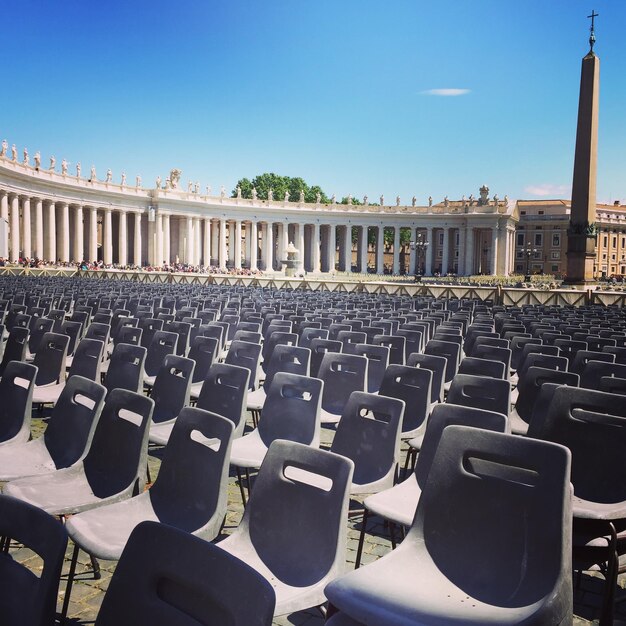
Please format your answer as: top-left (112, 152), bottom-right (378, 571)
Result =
top-left (622, 237), bottom-right (625, 247)
top-left (516, 251), bottom-right (524, 259)
top-left (437, 249), bottom-right (443, 258)
top-left (613, 236), bottom-right (617, 248)
top-left (551, 251), bottom-right (560, 260)
top-left (438, 233), bottom-right (444, 245)
top-left (612, 254), bottom-right (616, 260)
top-left (520, 211), bottom-right (526, 215)
top-left (602, 253), bottom-right (607, 260)
top-left (552, 234), bottom-right (560, 247)
top-left (455, 232), bottom-right (460, 245)
top-left (604, 236), bottom-right (608, 247)
top-left (534, 233), bottom-right (543, 246)
top-left (538, 210), bottom-right (544, 215)
top-left (551, 265), bottom-right (559, 272)
top-left (517, 233), bottom-right (525, 246)
top-left (454, 250), bottom-right (459, 258)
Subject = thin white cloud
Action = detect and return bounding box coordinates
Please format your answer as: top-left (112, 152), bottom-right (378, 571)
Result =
top-left (421, 88), bottom-right (471, 96)
top-left (524, 184), bottom-right (570, 197)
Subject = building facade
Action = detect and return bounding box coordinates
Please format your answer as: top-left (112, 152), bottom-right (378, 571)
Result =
top-left (0, 153), bottom-right (517, 276)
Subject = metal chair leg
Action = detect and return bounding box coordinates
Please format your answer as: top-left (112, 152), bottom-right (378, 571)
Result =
top-left (61, 543), bottom-right (80, 625)
top-left (355, 509), bottom-right (369, 569)
top-left (236, 467), bottom-right (247, 506)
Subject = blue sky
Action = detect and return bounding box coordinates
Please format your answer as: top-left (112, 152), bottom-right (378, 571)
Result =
top-left (3, 0), bottom-right (625, 204)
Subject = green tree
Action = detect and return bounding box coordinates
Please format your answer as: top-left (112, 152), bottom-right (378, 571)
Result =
top-left (232, 173), bottom-right (330, 203)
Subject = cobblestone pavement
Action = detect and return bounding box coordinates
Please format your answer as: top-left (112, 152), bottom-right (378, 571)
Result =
top-left (10, 414), bottom-right (626, 625)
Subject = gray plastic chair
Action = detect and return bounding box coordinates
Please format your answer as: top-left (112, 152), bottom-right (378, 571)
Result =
top-left (318, 352), bottom-right (368, 424)
top-left (337, 331), bottom-right (367, 355)
top-left (5, 388), bottom-right (155, 515)
top-left (225, 339), bottom-right (262, 391)
top-left (331, 391), bottom-right (404, 494)
top-left (458, 356), bottom-right (506, 379)
top-left (0, 376), bottom-right (106, 481)
top-left (26, 316), bottom-right (54, 358)
top-left (299, 327), bottom-right (328, 350)
top-left (510, 336), bottom-right (542, 372)
top-left (138, 317), bottom-right (163, 349)
top-left (581, 360), bottom-right (626, 393)
top-left (187, 335), bottom-right (219, 398)
top-left (0, 493), bottom-right (68, 626)
top-left (104, 343), bottom-right (147, 394)
top-left (0, 361), bottom-right (38, 447)
top-left (356, 403), bottom-right (509, 568)
top-left (219, 440), bottom-right (354, 616)
top-left (309, 337), bottom-right (342, 378)
top-left (64, 409), bottom-right (235, 615)
top-left (60, 320), bottom-right (82, 357)
top-left (143, 329), bottom-right (178, 385)
top-left (373, 334), bottom-right (406, 365)
top-left (166, 320), bottom-right (192, 356)
top-left (0, 326), bottom-right (29, 377)
top-left (472, 344), bottom-right (512, 378)
top-left (326, 425), bottom-right (572, 626)
top-left (33, 337), bottom-right (104, 406)
top-left (32, 332), bottom-right (70, 388)
top-left (570, 349), bottom-right (615, 376)
top-left (354, 343), bottom-right (390, 394)
top-left (447, 373), bottom-right (511, 417)
top-left (93, 521), bottom-right (275, 626)
top-left (407, 352), bottom-right (446, 406)
top-left (424, 339), bottom-right (460, 386)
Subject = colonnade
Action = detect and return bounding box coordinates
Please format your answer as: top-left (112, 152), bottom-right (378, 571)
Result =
top-left (0, 187), bottom-right (515, 276)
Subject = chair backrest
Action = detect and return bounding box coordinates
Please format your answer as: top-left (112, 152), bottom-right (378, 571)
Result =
top-left (309, 338), bottom-right (342, 378)
top-left (197, 363), bottom-right (250, 437)
top-left (510, 336), bottom-right (542, 371)
top-left (459, 356), bottom-right (506, 379)
top-left (379, 364), bottom-right (432, 435)
top-left (517, 353), bottom-right (569, 386)
top-left (27, 317), bottom-right (54, 354)
top-left (0, 326), bottom-right (28, 377)
top-left (474, 336), bottom-right (509, 351)
top-left (139, 317), bottom-right (164, 349)
top-left (331, 391), bottom-right (404, 488)
top-left (337, 331), bottom-right (367, 355)
top-left (407, 352), bottom-right (446, 404)
top-left (113, 325), bottom-right (142, 348)
top-left (144, 330), bottom-right (178, 377)
top-left (354, 343), bottom-right (390, 393)
top-left (318, 352), bottom-right (367, 416)
top-left (603, 345), bottom-right (626, 365)
top-left (396, 329), bottom-right (423, 361)
top-left (166, 321), bottom-right (192, 356)
top-left (262, 344), bottom-right (311, 391)
top-left (569, 349), bottom-right (615, 376)
top-left (472, 345), bottom-right (512, 374)
top-left (258, 372), bottom-right (323, 448)
top-left (83, 389), bottom-right (155, 498)
top-left (44, 375), bottom-right (107, 469)
top-left (187, 335), bottom-right (219, 383)
top-left (261, 331), bottom-right (298, 365)
top-left (415, 403), bottom-right (509, 489)
top-left (447, 373), bottom-right (510, 416)
top-left (528, 385), bottom-right (626, 506)
top-left (150, 408), bottom-right (234, 536)
top-left (373, 334), bottom-right (406, 365)
top-left (515, 366), bottom-right (580, 424)
top-left (95, 520), bottom-right (275, 626)
top-left (0, 361), bottom-right (37, 445)
top-left (224, 339), bottom-right (262, 391)
top-left (85, 322), bottom-right (112, 345)
top-left (424, 339), bottom-right (460, 383)
top-left (67, 338), bottom-right (105, 382)
top-left (105, 343), bottom-right (147, 394)
top-left (60, 320), bottom-right (82, 356)
top-left (33, 332), bottom-right (70, 386)
top-left (409, 425), bottom-right (571, 617)
top-left (0, 494), bottom-right (69, 626)
top-left (235, 440), bottom-right (353, 589)
top-left (150, 355), bottom-right (195, 424)
top-left (581, 360), bottom-right (626, 393)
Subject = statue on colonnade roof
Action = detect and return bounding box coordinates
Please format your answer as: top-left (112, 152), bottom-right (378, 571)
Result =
top-left (169, 169), bottom-right (182, 189)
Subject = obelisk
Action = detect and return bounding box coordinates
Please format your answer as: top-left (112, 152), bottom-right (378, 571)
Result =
top-left (566, 11), bottom-right (600, 284)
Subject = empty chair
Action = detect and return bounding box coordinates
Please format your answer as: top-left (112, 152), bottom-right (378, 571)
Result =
top-left (219, 440), bottom-right (353, 616)
top-left (337, 330), bottom-right (367, 355)
top-left (447, 373), bottom-right (510, 417)
top-left (472, 344), bottom-right (512, 377)
top-left (26, 316), bottom-right (54, 359)
top-left (379, 364), bottom-right (432, 439)
top-left (604, 345), bottom-right (626, 365)
top-left (309, 337), bottom-right (342, 378)
top-left (0, 376), bottom-right (107, 481)
top-left (32, 332), bottom-right (70, 388)
top-left (225, 339), bottom-right (262, 391)
top-left (104, 343), bottom-right (147, 394)
top-left (187, 335), bottom-right (219, 399)
top-left (261, 331), bottom-right (298, 371)
top-left (0, 361), bottom-right (38, 446)
top-left (510, 336), bottom-right (542, 372)
top-left (581, 360), bottom-right (626, 393)
top-left (138, 317), bottom-right (163, 349)
top-left (33, 337), bottom-right (104, 406)
top-left (554, 338), bottom-right (588, 364)
top-left (166, 320), bottom-right (192, 356)
top-left (318, 352), bottom-right (367, 424)
top-left (143, 330), bottom-right (178, 386)
top-left (232, 330), bottom-right (262, 344)
top-left (330, 391), bottom-right (404, 494)
top-left (93, 521), bottom-right (275, 626)
top-left (63, 409), bottom-right (235, 615)
top-left (60, 320), bottom-right (82, 357)
top-left (325, 425), bottom-right (572, 626)
top-left (0, 326), bottom-right (28, 377)
top-left (85, 322), bottom-right (112, 346)
top-left (473, 335), bottom-right (509, 351)
top-left (569, 349), bottom-right (615, 376)
top-left (424, 339), bottom-right (460, 387)
top-left (356, 403), bottom-right (509, 568)
top-left (112, 324), bottom-right (142, 349)
top-left (354, 343), bottom-right (390, 394)
top-left (373, 334), bottom-right (406, 365)
top-left (458, 356), bottom-right (506, 379)
top-left (396, 328), bottom-right (423, 361)
top-left (5, 388), bottom-right (155, 515)
top-left (0, 494), bottom-right (68, 626)
top-left (407, 352), bottom-right (447, 407)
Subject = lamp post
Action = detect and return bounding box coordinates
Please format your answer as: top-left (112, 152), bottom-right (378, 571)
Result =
top-left (524, 243), bottom-right (538, 282)
top-left (409, 233), bottom-right (429, 281)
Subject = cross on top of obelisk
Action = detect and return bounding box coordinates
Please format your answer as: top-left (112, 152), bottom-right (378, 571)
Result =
top-left (588, 10), bottom-right (598, 52)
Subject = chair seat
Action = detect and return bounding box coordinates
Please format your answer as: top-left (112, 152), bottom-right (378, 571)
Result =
top-left (32, 382), bottom-right (65, 405)
top-left (148, 422), bottom-right (175, 447)
top-left (66, 493), bottom-right (159, 561)
top-left (0, 438), bottom-right (56, 481)
top-left (229, 429), bottom-right (269, 469)
top-left (508, 408), bottom-right (529, 436)
top-left (320, 408), bottom-right (342, 424)
top-left (325, 538), bottom-right (551, 626)
top-left (407, 434), bottom-right (424, 452)
top-left (143, 374), bottom-right (156, 387)
top-left (189, 381), bottom-right (203, 400)
top-left (363, 474), bottom-right (421, 527)
top-left (573, 495), bottom-right (626, 521)
top-left (246, 387), bottom-right (267, 411)
top-left (510, 386), bottom-right (519, 405)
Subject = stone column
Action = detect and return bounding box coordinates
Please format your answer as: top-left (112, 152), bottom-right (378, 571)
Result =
top-left (230, 220), bottom-right (240, 269)
top-left (34, 198), bottom-right (44, 259)
top-left (211, 219), bottom-right (219, 265)
top-left (297, 223), bottom-right (305, 272)
top-left (248, 221), bottom-right (257, 271)
top-left (425, 227), bottom-right (433, 276)
top-left (265, 223), bottom-right (274, 271)
top-left (376, 225), bottom-right (385, 274)
top-left (457, 226), bottom-right (466, 275)
top-left (218, 219), bottom-right (227, 269)
top-left (185, 217), bottom-right (193, 264)
top-left (22, 197), bottom-right (31, 259)
top-left (408, 228), bottom-right (417, 275)
top-left (203, 219), bottom-right (211, 266)
top-left (312, 223), bottom-right (321, 272)
top-left (74, 205), bottom-right (84, 262)
top-left (103, 208), bottom-right (112, 265)
top-left (359, 226), bottom-right (368, 273)
top-left (327, 224), bottom-right (336, 273)
top-left (87, 209), bottom-right (97, 262)
top-left (45, 201), bottom-right (56, 262)
top-left (490, 226), bottom-right (499, 275)
top-left (227, 221), bottom-right (235, 267)
top-left (194, 217), bottom-right (201, 267)
top-left (154, 213), bottom-right (163, 267)
top-left (342, 225), bottom-right (352, 272)
top-left (0, 192), bottom-right (8, 223)
top-left (134, 212), bottom-right (142, 266)
top-left (59, 203), bottom-right (70, 262)
top-left (117, 210), bottom-right (127, 266)
top-left (163, 214), bottom-right (171, 265)
top-left (9, 195), bottom-right (19, 260)
top-left (281, 223), bottom-right (289, 270)
top-left (392, 226), bottom-right (401, 274)
top-left (441, 227), bottom-right (450, 275)
top-left (465, 227), bottom-right (475, 276)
